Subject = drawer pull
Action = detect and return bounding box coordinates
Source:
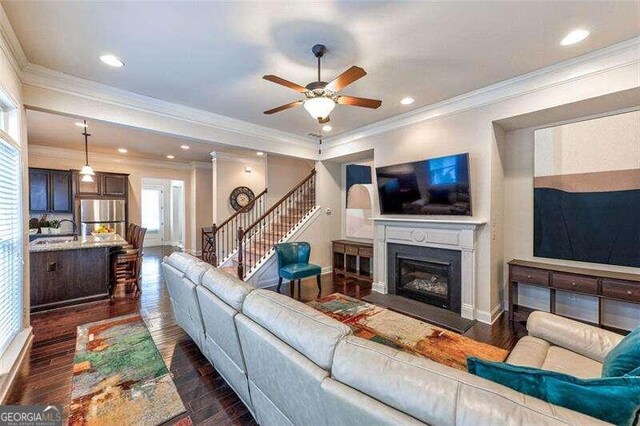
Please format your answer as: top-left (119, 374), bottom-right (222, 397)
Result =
top-left (527, 275), bottom-right (532, 279)
top-left (628, 290), bottom-right (633, 295)
top-left (572, 282), bottom-right (577, 287)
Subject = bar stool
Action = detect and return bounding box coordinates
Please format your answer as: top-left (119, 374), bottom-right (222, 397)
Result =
top-left (111, 225), bottom-right (146, 299)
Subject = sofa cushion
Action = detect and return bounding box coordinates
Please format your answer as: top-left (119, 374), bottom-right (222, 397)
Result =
top-left (201, 267), bottom-right (254, 311)
top-left (333, 336), bottom-right (603, 425)
top-left (507, 336), bottom-right (551, 368)
top-left (602, 326), bottom-right (640, 377)
top-left (542, 346), bottom-right (602, 379)
top-left (165, 252), bottom-right (201, 273)
top-left (527, 311), bottom-right (623, 363)
top-left (241, 289), bottom-right (350, 370)
top-left (196, 286), bottom-right (246, 370)
top-left (468, 357), bottom-right (640, 426)
top-left (186, 262), bottom-right (211, 285)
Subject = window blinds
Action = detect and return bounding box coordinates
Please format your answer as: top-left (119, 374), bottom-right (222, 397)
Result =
top-left (0, 137), bottom-right (22, 357)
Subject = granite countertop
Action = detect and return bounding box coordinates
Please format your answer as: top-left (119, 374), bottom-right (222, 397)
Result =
top-left (29, 234), bottom-right (128, 253)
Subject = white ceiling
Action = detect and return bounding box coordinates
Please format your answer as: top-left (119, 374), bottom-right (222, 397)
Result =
top-left (26, 109), bottom-right (255, 163)
top-left (6, 2), bottom-right (640, 138)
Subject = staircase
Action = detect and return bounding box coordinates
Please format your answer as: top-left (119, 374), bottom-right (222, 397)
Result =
top-left (202, 169), bottom-right (317, 280)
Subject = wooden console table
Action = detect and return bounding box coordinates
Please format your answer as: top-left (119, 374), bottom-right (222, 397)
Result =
top-left (508, 259), bottom-right (640, 329)
top-left (332, 240), bottom-right (373, 299)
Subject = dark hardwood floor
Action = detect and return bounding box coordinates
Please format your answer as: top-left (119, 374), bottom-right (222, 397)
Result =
top-left (6, 246), bottom-right (526, 424)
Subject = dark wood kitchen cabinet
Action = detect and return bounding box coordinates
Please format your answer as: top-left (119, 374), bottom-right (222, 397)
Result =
top-left (29, 168), bottom-right (72, 213)
top-left (73, 171), bottom-right (129, 198)
top-left (30, 247), bottom-right (111, 311)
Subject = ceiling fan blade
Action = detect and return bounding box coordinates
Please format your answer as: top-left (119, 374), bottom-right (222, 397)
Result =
top-left (263, 100), bottom-right (303, 115)
top-left (337, 96), bottom-right (382, 109)
top-left (263, 75), bottom-right (307, 93)
top-left (326, 66), bottom-right (367, 91)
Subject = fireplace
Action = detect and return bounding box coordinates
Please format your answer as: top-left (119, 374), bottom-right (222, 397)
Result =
top-left (387, 243), bottom-right (461, 314)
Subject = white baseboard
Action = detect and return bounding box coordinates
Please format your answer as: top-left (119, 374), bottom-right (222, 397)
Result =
top-left (371, 282), bottom-right (387, 294)
top-left (0, 327), bottom-right (33, 403)
top-left (475, 303), bottom-right (504, 325)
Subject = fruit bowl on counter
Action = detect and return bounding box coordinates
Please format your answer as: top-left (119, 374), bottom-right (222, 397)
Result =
top-left (91, 225), bottom-right (116, 240)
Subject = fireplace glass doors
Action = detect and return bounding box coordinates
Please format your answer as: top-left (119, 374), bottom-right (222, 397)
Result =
top-left (396, 257), bottom-right (451, 309)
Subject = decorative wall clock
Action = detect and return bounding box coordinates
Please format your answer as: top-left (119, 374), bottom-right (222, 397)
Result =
top-left (229, 186), bottom-right (255, 211)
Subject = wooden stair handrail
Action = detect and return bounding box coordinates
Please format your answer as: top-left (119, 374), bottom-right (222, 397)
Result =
top-left (242, 169), bottom-right (316, 236)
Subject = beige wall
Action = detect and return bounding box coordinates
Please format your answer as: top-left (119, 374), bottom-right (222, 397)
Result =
top-left (296, 160), bottom-right (342, 268)
top-left (27, 146), bottom-right (213, 254)
top-left (191, 164), bottom-right (213, 252)
top-left (503, 111), bottom-right (640, 330)
top-left (212, 156), bottom-right (266, 223)
top-left (266, 154), bottom-right (314, 207)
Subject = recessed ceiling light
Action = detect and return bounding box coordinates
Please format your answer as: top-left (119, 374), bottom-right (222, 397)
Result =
top-left (322, 125), bottom-right (332, 132)
top-left (100, 54), bottom-right (124, 67)
top-left (180, 145), bottom-right (190, 150)
top-left (256, 151), bottom-right (265, 156)
top-left (166, 155), bottom-right (175, 159)
top-left (400, 97), bottom-right (414, 105)
top-left (75, 122), bottom-right (88, 128)
top-left (560, 29), bottom-right (590, 46)
top-left (118, 148), bottom-right (128, 154)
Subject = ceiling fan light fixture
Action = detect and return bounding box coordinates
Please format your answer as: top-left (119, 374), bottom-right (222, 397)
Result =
top-left (304, 97), bottom-right (335, 120)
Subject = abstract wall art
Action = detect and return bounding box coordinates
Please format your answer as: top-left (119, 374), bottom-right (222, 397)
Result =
top-left (534, 111), bottom-right (640, 267)
top-left (345, 163), bottom-right (374, 239)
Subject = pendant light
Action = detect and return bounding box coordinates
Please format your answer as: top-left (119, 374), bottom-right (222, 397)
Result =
top-left (79, 120), bottom-right (95, 182)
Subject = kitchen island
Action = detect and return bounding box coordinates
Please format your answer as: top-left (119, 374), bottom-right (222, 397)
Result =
top-left (29, 234), bottom-right (128, 312)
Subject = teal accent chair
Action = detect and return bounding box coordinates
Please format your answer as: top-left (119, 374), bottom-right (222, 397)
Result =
top-left (274, 242), bottom-right (322, 298)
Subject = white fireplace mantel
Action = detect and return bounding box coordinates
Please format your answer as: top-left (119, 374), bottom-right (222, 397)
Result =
top-left (373, 217), bottom-right (486, 322)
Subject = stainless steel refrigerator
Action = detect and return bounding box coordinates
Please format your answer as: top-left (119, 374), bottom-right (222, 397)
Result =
top-left (79, 199), bottom-right (127, 237)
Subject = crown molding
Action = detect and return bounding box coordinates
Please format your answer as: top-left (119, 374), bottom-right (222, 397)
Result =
top-left (0, 4), bottom-right (27, 74)
top-left (21, 63), bottom-right (314, 149)
top-left (190, 160), bottom-right (213, 170)
top-left (28, 144), bottom-right (201, 171)
top-left (210, 150), bottom-right (265, 166)
top-left (323, 37), bottom-right (640, 151)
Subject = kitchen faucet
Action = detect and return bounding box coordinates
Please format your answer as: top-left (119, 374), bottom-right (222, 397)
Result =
top-left (58, 219), bottom-right (78, 241)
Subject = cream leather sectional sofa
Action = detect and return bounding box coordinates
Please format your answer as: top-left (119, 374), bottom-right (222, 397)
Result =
top-left (162, 252), bottom-right (614, 425)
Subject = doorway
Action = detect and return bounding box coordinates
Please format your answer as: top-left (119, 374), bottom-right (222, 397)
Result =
top-left (141, 178), bottom-right (185, 248)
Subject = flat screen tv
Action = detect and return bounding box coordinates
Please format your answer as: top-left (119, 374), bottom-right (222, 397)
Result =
top-left (376, 153), bottom-right (472, 216)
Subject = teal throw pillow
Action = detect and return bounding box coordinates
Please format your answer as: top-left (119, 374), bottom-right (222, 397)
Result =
top-left (468, 357), bottom-right (640, 426)
top-left (603, 327), bottom-right (640, 378)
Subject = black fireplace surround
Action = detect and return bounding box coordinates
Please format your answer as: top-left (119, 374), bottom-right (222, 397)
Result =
top-left (387, 243), bottom-right (462, 314)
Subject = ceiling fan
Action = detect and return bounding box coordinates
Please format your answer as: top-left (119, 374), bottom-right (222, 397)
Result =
top-left (263, 44), bottom-right (382, 124)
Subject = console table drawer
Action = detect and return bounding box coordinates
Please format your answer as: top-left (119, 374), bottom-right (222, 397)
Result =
top-left (333, 243), bottom-right (345, 253)
top-left (511, 266), bottom-right (549, 286)
top-left (358, 246), bottom-right (373, 257)
top-left (345, 245), bottom-right (358, 256)
top-left (602, 280), bottom-right (640, 303)
top-left (553, 273), bottom-right (598, 294)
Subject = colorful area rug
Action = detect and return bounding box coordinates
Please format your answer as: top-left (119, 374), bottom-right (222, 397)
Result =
top-left (69, 314), bottom-right (186, 425)
top-left (309, 293), bottom-right (508, 370)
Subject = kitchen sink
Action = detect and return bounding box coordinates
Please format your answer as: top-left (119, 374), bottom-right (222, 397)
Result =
top-left (33, 237), bottom-right (76, 245)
